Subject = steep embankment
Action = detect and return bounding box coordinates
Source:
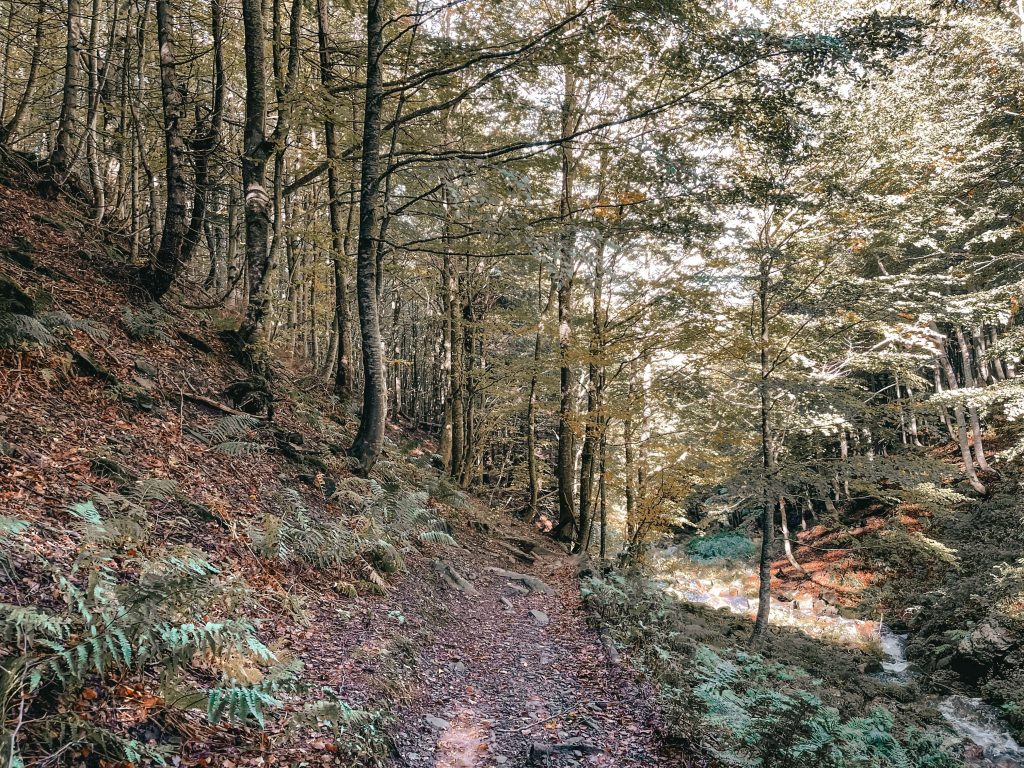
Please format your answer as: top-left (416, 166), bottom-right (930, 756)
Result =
top-left (0, 173), bottom-right (666, 766)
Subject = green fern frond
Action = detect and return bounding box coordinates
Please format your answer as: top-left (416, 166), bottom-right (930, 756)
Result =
top-left (0, 313), bottom-right (55, 350)
top-left (201, 414), bottom-right (260, 445)
top-left (418, 530), bottom-right (456, 546)
top-left (39, 311), bottom-right (109, 342)
top-left (216, 440), bottom-right (266, 456)
top-left (0, 604), bottom-right (70, 644)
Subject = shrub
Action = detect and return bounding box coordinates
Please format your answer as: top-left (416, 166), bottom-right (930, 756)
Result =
top-left (686, 531), bottom-right (756, 562)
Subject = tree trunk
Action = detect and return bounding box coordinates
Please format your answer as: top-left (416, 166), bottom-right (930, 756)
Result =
top-left (0, 0), bottom-right (45, 145)
top-left (598, 421), bottom-right (608, 562)
top-left (140, 0), bottom-right (190, 299)
top-left (51, 0), bottom-right (83, 180)
top-left (181, 0), bottom-right (225, 269)
top-left (955, 326), bottom-right (990, 472)
top-left (316, 0), bottom-right (352, 400)
top-left (576, 234), bottom-right (605, 553)
top-left (238, 0), bottom-right (274, 359)
top-left (752, 255), bottom-right (775, 643)
top-left (348, 0), bottom-right (388, 473)
top-left (933, 325), bottom-right (986, 494)
top-left (84, 0), bottom-right (103, 221)
top-left (553, 63), bottom-right (579, 541)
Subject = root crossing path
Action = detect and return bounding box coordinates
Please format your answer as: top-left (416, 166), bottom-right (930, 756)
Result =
top-left (385, 507), bottom-right (676, 768)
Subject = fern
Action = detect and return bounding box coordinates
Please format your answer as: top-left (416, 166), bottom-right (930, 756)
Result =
top-left (1, 483), bottom-right (299, 765)
top-left (418, 530), bottom-right (456, 546)
top-left (217, 439), bottom-right (266, 456)
top-left (0, 310), bottom-right (108, 351)
top-left (121, 304), bottom-right (170, 341)
top-left (194, 414), bottom-right (265, 455)
top-left (0, 313), bottom-right (54, 350)
top-left (0, 605), bottom-right (70, 645)
top-left (249, 488), bottom-right (356, 569)
top-left (690, 646), bottom-right (960, 767)
top-left (291, 692), bottom-right (390, 764)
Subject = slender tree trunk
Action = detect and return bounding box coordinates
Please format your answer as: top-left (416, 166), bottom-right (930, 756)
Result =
top-left (598, 422), bottom-right (608, 562)
top-left (316, 0), bottom-right (351, 400)
top-left (0, 0), bottom-right (45, 145)
top-left (526, 328), bottom-right (542, 516)
top-left (933, 365), bottom-right (956, 440)
top-left (84, 0), bottom-right (103, 221)
top-left (576, 234), bottom-right (606, 553)
top-left (973, 327), bottom-right (993, 384)
top-left (906, 382), bottom-right (921, 446)
top-left (140, 0), bottom-right (189, 299)
top-left (553, 63), bottom-right (579, 541)
top-left (956, 326), bottom-right (991, 472)
top-left (989, 326), bottom-right (1007, 380)
top-left (348, 0), bottom-right (388, 473)
top-left (624, 382), bottom-right (636, 541)
top-left (779, 496), bottom-right (805, 574)
top-left (933, 325), bottom-right (986, 494)
top-left (238, 0), bottom-right (274, 359)
top-left (181, 0), bottom-right (224, 268)
top-left (51, 0), bottom-right (83, 180)
top-left (449, 267), bottom-right (465, 482)
top-left (752, 255), bottom-right (775, 643)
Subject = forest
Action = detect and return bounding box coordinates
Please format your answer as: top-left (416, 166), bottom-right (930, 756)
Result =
top-left (0, 0), bottom-right (1023, 765)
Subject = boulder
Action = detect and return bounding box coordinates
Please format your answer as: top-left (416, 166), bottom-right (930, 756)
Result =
top-left (957, 620), bottom-right (1015, 666)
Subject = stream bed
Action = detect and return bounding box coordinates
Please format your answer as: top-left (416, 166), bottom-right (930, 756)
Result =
top-left (879, 629), bottom-right (1024, 767)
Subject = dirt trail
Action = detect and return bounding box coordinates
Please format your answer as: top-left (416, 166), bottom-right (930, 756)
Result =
top-left (382, 505), bottom-right (673, 768)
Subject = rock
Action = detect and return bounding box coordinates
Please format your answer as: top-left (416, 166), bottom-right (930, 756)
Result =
top-left (530, 609), bottom-right (550, 627)
top-left (957, 620), bottom-right (1015, 665)
top-left (0, 274), bottom-right (34, 315)
top-left (452, 660), bottom-right (467, 674)
top-left (497, 539), bottom-right (537, 564)
top-left (134, 358), bottom-right (159, 377)
top-left (495, 756), bottom-right (507, 764)
top-left (486, 567), bottom-right (553, 594)
top-left (434, 559), bottom-right (479, 596)
top-left (72, 350), bottom-right (119, 383)
top-left (225, 378), bottom-right (272, 415)
top-left (424, 716), bottom-right (449, 730)
top-left (500, 597), bottom-right (513, 610)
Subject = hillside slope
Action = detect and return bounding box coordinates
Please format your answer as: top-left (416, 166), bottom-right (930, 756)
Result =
top-left (0, 174), bottom-right (669, 766)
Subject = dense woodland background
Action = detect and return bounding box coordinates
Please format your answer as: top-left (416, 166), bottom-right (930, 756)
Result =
top-left (2, 0), bottom-right (1024, 765)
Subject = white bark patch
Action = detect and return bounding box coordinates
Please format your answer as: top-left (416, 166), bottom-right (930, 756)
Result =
top-left (245, 184), bottom-right (270, 210)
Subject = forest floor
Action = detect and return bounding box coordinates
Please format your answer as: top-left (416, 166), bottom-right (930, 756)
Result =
top-left (0, 172), bottom-right (676, 767)
top-left (317, 505), bottom-right (675, 768)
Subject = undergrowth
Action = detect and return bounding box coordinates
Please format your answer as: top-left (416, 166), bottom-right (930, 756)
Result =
top-left (0, 479), bottom-right (384, 767)
top-left (582, 572), bottom-right (961, 768)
